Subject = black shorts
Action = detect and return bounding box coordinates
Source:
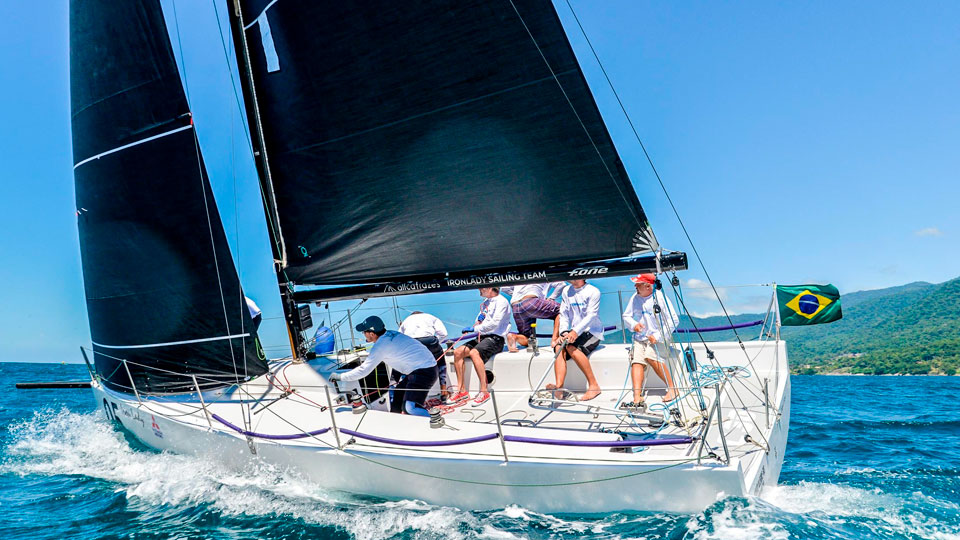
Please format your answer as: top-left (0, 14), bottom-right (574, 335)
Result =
top-left (390, 365), bottom-right (438, 413)
top-left (463, 334), bottom-right (505, 362)
top-left (558, 331), bottom-right (600, 357)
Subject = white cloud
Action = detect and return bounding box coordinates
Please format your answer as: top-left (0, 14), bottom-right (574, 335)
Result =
top-left (684, 278), bottom-right (729, 301)
top-left (688, 310), bottom-right (731, 318)
top-left (915, 227), bottom-right (943, 237)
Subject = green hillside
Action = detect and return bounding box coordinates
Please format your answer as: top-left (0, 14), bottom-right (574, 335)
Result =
top-left (680, 277), bottom-right (960, 375)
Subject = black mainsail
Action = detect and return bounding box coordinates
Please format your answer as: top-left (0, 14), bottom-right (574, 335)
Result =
top-left (228, 0), bottom-right (674, 293)
top-left (71, 0), bottom-right (268, 393)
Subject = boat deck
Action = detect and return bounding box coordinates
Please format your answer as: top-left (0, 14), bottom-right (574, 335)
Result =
top-left (119, 341), bottom-right (783, 469)
top-left (91, 339), bottom-right (789, 511)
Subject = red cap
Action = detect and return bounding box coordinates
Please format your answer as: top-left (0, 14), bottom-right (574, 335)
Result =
top-left (630, 273), bottom-right (656, 284)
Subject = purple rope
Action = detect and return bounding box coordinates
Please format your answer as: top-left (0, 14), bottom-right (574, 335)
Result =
top-left (340, 428), bottom-right (499, 447)
top-left (212, 413), bottom-right (330, 440)
top-left (502, 435), bottom-right (692, 447)
top-left (674, 319), bottom-right (763, 334)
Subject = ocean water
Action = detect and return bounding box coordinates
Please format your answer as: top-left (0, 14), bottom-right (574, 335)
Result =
top-left (1, 363), bottom-right (958, 540)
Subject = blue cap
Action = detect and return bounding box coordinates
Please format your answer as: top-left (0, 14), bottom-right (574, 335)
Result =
top-left (355, 315), bottom-right (386, 333)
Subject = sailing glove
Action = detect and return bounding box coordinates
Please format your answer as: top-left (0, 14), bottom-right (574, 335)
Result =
top-left (329, 372), bottom-right (342, 382)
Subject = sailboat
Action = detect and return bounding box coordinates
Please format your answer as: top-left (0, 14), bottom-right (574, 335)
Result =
top-left (70, 0), bottom-right (789, 513)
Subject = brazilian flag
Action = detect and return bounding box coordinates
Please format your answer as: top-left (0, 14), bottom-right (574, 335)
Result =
top-left (776, 284), bottom-right (842, 326)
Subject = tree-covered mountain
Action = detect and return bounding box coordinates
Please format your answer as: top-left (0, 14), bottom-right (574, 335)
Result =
top-left (680, 277), bottom-right (960, 375)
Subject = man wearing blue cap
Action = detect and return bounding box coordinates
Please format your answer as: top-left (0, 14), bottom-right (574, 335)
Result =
top-left (329, 315), bottom-right (438, 417)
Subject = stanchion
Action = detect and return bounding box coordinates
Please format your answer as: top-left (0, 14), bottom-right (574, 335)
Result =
top-left (121, 359), bottom-right (142, 404)
top-left (324, 386), bottom-right (343, 449)
top-left (490, 389), bottom-right (509, 463)
top-left (192, 375), bottom-right (213, 429)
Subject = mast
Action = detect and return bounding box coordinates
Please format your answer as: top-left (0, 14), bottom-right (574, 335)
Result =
top-left (225, 0), bottom-right (305, 358)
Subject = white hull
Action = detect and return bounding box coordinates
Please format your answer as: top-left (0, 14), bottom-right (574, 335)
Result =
top-left (91, 340), bottom-right (789, 513)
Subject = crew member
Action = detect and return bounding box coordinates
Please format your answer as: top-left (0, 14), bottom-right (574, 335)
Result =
top-left (502, 282), bottom-right (565, 352)
top-left (549, 279), bottom-right (603, 401)
top-left (329, 316), bottom-right (437, 417)
top-left (622, 274), bottom-right (680, 407)
top-left (452, 287), bottom-right (510, 406)
top-left (399, 310), bottom-right (450, 402)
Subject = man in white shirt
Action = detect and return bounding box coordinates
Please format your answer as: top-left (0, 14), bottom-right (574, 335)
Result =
top-left (549, 279), bottom-right (603, 401)
top-left (621, 274), bottom-right (680, 406)
top-left (452, 287), bottom-right (510, 406)
top-left (501, 282), bottom-right (565, 352)
top-left (329, 316), bottom-right (437, 417)
top-left (399, 310), bottom-right (450, 401)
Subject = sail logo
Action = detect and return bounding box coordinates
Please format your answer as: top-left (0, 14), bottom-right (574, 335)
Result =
top-left (568, 266), bottom-right (608, 277)
top-left (446, 271), bottom-right (547, 288)
top-left (784, 290), bottom-right (833, 319)
top-left (384, 282), bottom-right (440, 293)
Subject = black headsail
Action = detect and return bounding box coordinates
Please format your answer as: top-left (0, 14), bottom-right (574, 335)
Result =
top-left (228, 0), bottom-right (679, 295)
top-left (70, 0), bottom-right (268, 393)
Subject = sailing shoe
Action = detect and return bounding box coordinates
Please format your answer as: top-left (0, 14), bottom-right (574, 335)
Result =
top-left (471, 392), bottom-right (490, 406)
top-left (448, 390), bottom-right (469, 404)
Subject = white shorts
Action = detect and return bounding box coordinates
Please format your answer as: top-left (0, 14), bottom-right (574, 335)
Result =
top-left (631, 339), bottom-right (669, 366)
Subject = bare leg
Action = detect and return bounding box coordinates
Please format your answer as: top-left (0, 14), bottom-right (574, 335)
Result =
top-left (566, 345), bottom-right (601, 401)
top-left (550, 345), bottom-right (568, 397)
top-left (648, 359), bottom-right (678, 402)
top-left (453, 346), bottom-right (467, 393)
top-left (469, 349), bottom-right (488, 393)
top-left (630, 363), bottom-right (647, 403)
top-left (514, 334), bottom-right (529, 347)
top-left (506, 333), bottom-right (519, 353)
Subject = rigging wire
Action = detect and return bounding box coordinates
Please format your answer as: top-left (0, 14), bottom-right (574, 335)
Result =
top-left (170, 0), bottom-right (191, 104)
top-left (210, 0), bottom-right (253, 144)
top-left (169, 0), bottom-right (248, 394)
top-left (562, 1), bottom-right (774, 446)
top-left (506, 0), bottom-right (646, 231)
top-left (562, 0), bottom-right (749, 350)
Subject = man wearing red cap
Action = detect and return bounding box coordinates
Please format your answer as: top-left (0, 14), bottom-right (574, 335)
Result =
top-left (621, 274), bottom-right (680, 407)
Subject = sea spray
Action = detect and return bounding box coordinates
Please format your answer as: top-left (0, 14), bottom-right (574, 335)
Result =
top-left (2, 365), bottom-right (959, 539)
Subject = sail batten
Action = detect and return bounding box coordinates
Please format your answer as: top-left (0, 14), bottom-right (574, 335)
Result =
top-left (91, 333), bottom-right (253, 350)
top-left (71, 0), bottom-right (268, 393)
top-left (73, 123), bottom-right (193, 169)
top-left (231, 0), bottom-right (660, 287)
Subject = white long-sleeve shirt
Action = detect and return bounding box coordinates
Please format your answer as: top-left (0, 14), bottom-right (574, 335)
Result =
top-left (339, 331), bottom-right (437, 382)
top-left (501, 282), bottom-right (567, 305)
top-left (622, 290), bottom-right (679, 343)
top-left (557, 283), bottom-right (604, 340)
top-left (399, 312), bottom-right (448, 343)
top-left (472, 294), bottom-right (511, 337)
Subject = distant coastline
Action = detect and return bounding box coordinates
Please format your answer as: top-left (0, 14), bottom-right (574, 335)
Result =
top-left (687, 277), bottom-right (960, 377)
top-left (810, 372), bottom-right (958, 376)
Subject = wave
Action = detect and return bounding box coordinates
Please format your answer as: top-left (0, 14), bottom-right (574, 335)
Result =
top-left (3, 409), bottom-right (959, 539)
top-left (796, 418), bottom-right (960, 432)
top-left (680, 481), bottom-right (960, 540)
top-left (1, 409), bottom-right (486, 540)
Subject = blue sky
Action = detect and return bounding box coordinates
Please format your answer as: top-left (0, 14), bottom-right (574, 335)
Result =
top-left (1, 1), bottom-right (957, 363)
